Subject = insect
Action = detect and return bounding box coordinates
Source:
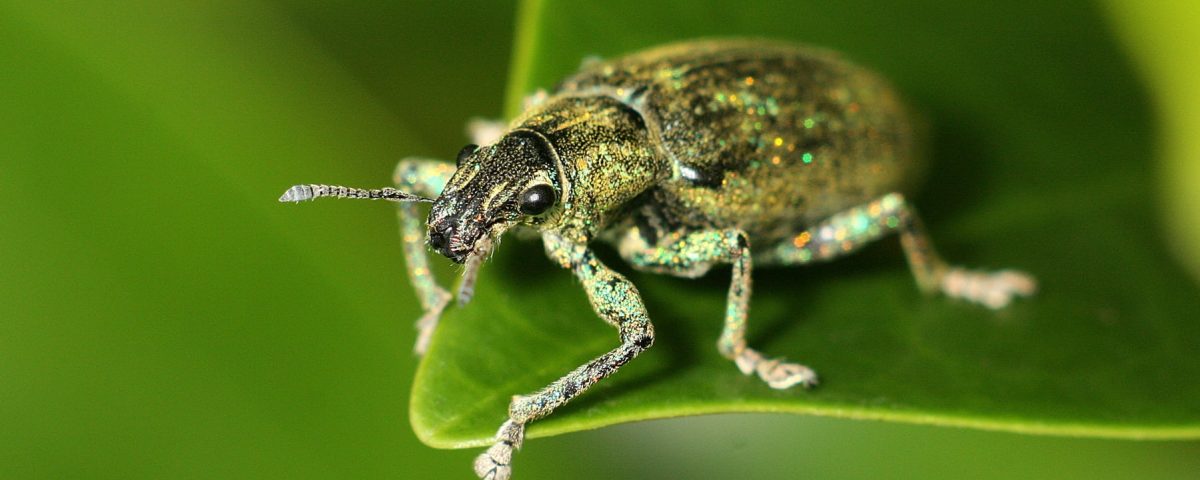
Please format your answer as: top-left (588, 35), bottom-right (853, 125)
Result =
top-left (279, 39), bottom-right (1036, 479)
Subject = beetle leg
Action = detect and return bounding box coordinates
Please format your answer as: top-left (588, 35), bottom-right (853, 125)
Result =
top-left (466, 118), bottom-right (507, 146)
top-left (760, 192), bottom-right (1037, 309)
top-left (392, 158), bottom-right (458, 355)
top-left (473, 232), bottom-right (655, 480)
top-left (623, 228), bottom-right (818, 390)
top-left (522, 88), bottom-right (549, 110)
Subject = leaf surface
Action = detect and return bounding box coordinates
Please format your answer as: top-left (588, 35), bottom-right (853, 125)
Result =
top-left (412, 0), bottom-right (1200, 448)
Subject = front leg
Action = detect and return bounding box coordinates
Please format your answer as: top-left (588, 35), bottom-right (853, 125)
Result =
top-left (473, 232), bottom-right (655, 480)
top-left (393, 158), bottom-right (458, 355)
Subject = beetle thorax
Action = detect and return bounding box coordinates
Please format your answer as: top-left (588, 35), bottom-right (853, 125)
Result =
top-left (510, 95), bottom-right (670, 237)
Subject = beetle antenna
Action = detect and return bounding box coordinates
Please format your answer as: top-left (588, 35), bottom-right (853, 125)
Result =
top-left (278, 184), bottom-right (433, 203)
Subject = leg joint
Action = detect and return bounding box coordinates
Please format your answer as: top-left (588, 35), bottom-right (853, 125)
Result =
top-left (620, 322), bottom-right (654, 350)
top-left (724, 229), bottom-right (750, 251)
top-left (632, 332), bottom-right (653, 349)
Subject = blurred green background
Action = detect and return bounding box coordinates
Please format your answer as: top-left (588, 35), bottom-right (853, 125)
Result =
top-left (2, 1), bottom-right (1198, 479)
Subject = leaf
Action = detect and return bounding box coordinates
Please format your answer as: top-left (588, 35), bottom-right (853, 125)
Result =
top-left (0, 1), bottom-right (515, 476)
top-left (411, 0), bottom-right (1200, 448)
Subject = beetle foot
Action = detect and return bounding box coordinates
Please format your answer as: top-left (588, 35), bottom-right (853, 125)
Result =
top-left (413, 287), bottom-right (452, 356)
top-left (735, 348), bottom-right (819, 390)
top-left (941, 268), bottom-right (1037, 310)
top-left (473, 420), bottom-right (524, 480)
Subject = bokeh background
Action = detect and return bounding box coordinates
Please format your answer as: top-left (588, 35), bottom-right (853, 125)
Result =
top-left (2, 1), bottom-right (1198, 479)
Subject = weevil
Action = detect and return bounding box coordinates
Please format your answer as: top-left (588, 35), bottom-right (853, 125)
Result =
top-left (279, 39), bottom-right (1036, 479)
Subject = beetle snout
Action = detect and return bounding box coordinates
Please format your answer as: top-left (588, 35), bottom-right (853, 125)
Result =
top-left (428, 227), bottom-right (450, 255)
top-left (427, 223), bottom-right (460, 263)
top-left (427, 222), bottom-right (473, 264)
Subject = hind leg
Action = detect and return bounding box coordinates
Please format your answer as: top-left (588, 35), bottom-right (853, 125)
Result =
top-left (759, 193), bottom-right (1036, 309)
top-left (621, 228), bottom-right (817, 390)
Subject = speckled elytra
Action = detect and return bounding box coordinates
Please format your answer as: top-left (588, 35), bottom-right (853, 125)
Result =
top-left (280, 39), bottom-right (1036, 480)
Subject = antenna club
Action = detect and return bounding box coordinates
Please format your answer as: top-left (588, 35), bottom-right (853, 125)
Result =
top-left (279, 185), bottom-right (314, 202)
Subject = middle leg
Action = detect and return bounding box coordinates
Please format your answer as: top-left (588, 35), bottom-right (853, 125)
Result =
top-left (621, 228), bottom-right (818, 390)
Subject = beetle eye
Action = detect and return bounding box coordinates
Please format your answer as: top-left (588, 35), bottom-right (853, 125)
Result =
top-left (456, 144), bottom-right (478, 167)
top-left (518, 184), bottom-right (556, 215)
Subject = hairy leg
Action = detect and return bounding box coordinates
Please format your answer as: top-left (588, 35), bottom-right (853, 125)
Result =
top-left (473, 232), bottom-right (655, 480)
top-left (621, 228), bottom-right (817, 390)
top-left (393, 158), bottom-right (457, 355)
top-left (759, 192), bottom-right (1036, 309)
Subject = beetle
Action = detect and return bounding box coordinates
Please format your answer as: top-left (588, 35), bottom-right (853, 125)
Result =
top-left (279, 39), bottom-right (1036, 479)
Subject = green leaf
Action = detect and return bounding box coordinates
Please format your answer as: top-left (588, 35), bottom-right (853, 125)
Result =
top-left (412, 0), bottom-right (1200, 448)
top-left (0, 1), bottom-right (514, 476)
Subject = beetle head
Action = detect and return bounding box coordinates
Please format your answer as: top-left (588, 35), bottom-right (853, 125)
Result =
top-left (427, 130), bottom-right (563, 263)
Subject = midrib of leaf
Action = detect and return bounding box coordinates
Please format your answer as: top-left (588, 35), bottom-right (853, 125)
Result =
top-left (503, 0), bottom-right (546, 118)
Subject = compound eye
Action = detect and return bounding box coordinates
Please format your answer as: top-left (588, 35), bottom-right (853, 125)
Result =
top-left (518, 184), bottom-right (556, 216)
top-left (456, 144), bottom-right (478, 167)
